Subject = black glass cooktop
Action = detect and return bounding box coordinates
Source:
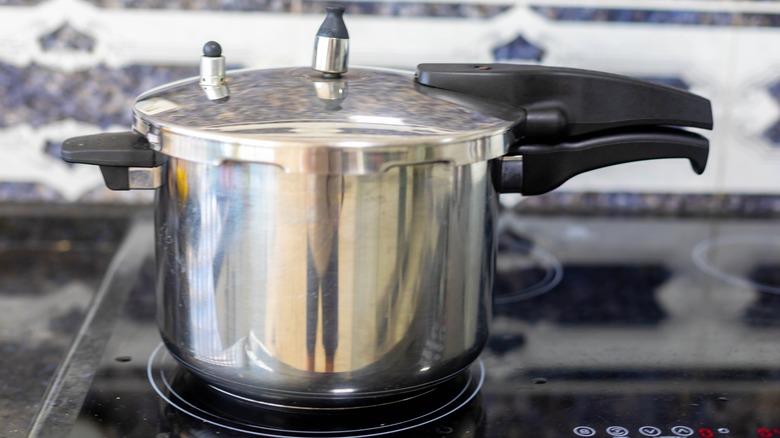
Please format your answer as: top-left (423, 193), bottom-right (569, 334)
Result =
top-left (18, 210), bottom-right (780, 438)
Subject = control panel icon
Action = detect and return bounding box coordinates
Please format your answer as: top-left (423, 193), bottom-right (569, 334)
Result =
top-left (606, 426), bottom-right (629, 436)
top-left (671, 426), bottom-right (695, 436)
top-left (639, 426), bottom-right (662, 436)
top-left (573, 426), bottom-right (597, 437)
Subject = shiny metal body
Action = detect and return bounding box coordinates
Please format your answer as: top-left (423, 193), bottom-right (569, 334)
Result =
top-left (199, 55), bottom-right (229, 101)
top-left (312, 36), bottom-right (349, 76)
top-left (156, 156), bottom-right (497, 406)
top-left (131, 68), bottom-right (514, 173)
top-left (128, 166), bottom-right (165, 189)
top-left (136, 66), bottom-right (514, 406)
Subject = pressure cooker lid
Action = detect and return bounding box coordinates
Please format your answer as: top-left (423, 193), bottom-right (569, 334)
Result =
top-left (132, 66), bottom-right (516, 172)
top-left (125, 7), bottom-right (713, 178)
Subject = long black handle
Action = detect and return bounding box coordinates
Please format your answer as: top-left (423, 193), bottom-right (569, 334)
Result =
top-left (495, 127), bottom-right (710, 195)
top-left (416, 63), bottom-right (713, 138)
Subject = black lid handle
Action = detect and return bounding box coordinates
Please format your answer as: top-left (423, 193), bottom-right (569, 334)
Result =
top-left (495, 127), bottom-right (709, 195)
top-left (416, 63), bottom-right (713, 138)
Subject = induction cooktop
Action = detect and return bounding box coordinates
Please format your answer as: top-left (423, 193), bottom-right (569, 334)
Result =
top-left (19, 210), bottom-right (780, 438)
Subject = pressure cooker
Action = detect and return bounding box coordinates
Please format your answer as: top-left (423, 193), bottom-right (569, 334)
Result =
top-left (62, 8), bottom-right (713, 409)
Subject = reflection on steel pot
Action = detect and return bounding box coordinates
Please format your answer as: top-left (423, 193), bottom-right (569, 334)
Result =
top-left (62, 7), bottom-right (712, 408)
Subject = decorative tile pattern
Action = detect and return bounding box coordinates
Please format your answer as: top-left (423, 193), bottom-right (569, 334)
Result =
top-left (764, 80), bottom-right (780, 146)
top-left (532, 6), bottom-right (780, 28)
top-left (319, 2), bottom-right (511, 19)
top-left (79, 0), bottom-right (510, 17)
top-left (0, 0), bottom-right (44, 6)
top-left (764, 123), bottom-right (780, 147)
top-left (0, 182), bottom-right (66, 202)
top-left (532, 7), bottom-right (737, 26)
top-left (44, 140), bottom-right (65, 164)
top-left (493, 34), bottom-right (544, 62)
top-left (38, 23), bottom-right (95, 53)
top-left (0, 0), bottom-right (778, 205)
top-left (0, 63), bottom-right (197, 129)
top-left (737, 13), bottom-right (780, 27)
top-left (84, 0), bottom-right (291, 11)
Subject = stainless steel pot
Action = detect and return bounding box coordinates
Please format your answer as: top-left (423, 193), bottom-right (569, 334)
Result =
top-left (62, 8), bottom-right (713, 409)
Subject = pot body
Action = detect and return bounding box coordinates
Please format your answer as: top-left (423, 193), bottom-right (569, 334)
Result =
top-left (155, 155), bottom-right (497, 407)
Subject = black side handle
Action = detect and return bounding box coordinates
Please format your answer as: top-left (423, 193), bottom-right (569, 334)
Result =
top-left (495, 127), bottom-right (709, 195)
top-left (62, 132), bottom-right (166, 190)
top-left (416, 63), bottom-right (713, 138)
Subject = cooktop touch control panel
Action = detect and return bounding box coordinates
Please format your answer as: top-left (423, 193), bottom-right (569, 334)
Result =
top-left (571, 425), bottom-right (735, 437)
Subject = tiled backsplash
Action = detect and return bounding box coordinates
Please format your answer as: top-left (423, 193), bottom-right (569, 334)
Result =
top-left (1, 0), bottom-right (779, 204)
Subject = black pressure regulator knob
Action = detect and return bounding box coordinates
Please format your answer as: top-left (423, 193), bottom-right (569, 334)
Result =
top-left (203, 41), bottom-right (222, 57)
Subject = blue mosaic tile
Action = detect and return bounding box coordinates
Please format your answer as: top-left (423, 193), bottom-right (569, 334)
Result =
top-left (78, 0), bottom-right (509, 17)
top-left (0, 0), bottom-right (43, 5)
top-left (764, 121), bottom-right (780, 147)
top-left (532, 7), bottom-right (737, 27)
top-left (768, 80), bottom-right (780, 105)
top-left (0, 63), bottom-right (198, 129)
top-left (763, 80), bottom-right (780, 147)
top-left (325, 2), bottom-right (511, 19)
top-left (44, 140), bottom-right (68, 165)
top-left (85, 0), bottom-right (291, 11)
top-left (39, 24), bottom-right (96, 53)
top-left (533, 7), bottom-right (780, 28)
top-left (0, 183), bottom-right (65, 202)
top-left (493, 34), bottom-right (545, 62)
top-left (741, 13), bottom-right (780, 27)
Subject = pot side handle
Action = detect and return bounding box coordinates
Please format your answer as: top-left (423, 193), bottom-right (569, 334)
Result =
top-left (495, 127), bottom-right (709, 196)
top-left (62, 132), bottom-right (167, 190)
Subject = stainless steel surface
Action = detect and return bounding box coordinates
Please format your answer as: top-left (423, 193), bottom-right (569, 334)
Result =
top-left (155, 156), bottom-right (496, 405)
top-left (135, 51), bottom-right (511, 405)
top-left (313, 36), bottom-right (348, 76)
top-left (314, 80), bottom-right (347, 105)
top-left (132, 67), bottom-right (513, 173)
top-left (200, 54), bottom-right (229, 101)
top-left (128, 166), bottom-right (165, 189)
